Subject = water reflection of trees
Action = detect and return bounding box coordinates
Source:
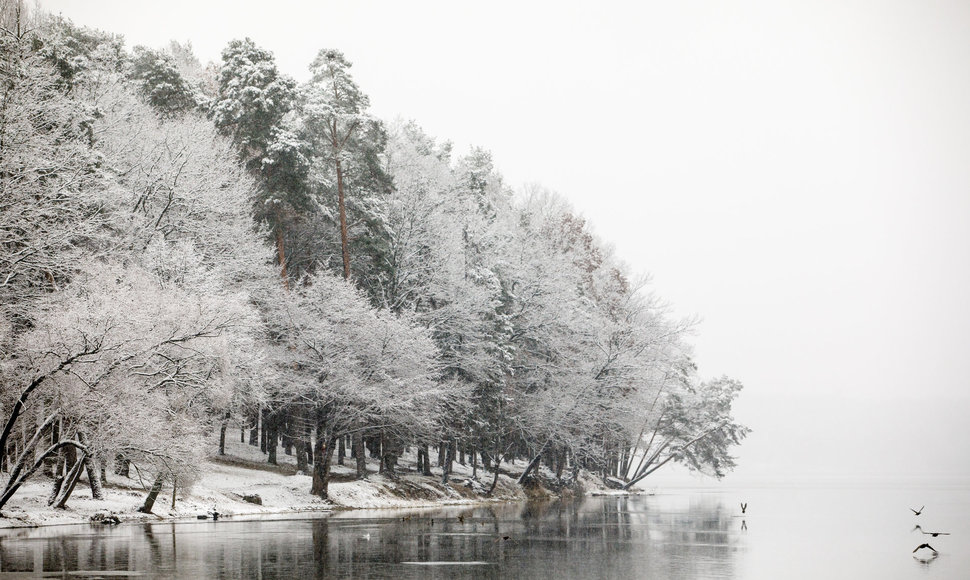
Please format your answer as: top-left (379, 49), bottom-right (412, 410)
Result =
top-left (0, 497), bottom-right (741, 578)
top-left (504, 495), bottom-right (740, 579)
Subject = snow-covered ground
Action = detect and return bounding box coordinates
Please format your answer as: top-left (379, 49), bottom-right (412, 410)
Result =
top-left (0, 436), bottom-right (533, 529)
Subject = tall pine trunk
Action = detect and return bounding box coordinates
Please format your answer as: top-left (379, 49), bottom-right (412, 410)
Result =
top-left (275, 226), bottom-right (289, 290)
top-left (335, 154), bottom-right (350, 280)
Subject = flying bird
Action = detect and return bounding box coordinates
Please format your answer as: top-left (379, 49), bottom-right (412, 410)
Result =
top-left (914, 525), bottom-right (950, 537)
top-left (913, 543), bottom-right (938, 554)
top-left (910, 506), bottom-right (924, 516)
top-left (740, 502), bottom-right (747, 514)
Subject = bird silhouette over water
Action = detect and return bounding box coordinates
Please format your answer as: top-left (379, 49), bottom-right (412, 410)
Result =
top-left (740, 502), bottom-right (747, 514)
top-left (914, 525), bottom-right (950, 537)
top-left (913, 543), bottom-right (938, 554)
top-left (910, 506), bottom-right (925, 515)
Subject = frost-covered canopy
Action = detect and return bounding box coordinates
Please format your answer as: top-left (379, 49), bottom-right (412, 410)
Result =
top-left (0, 4), bottom-right (746, 511)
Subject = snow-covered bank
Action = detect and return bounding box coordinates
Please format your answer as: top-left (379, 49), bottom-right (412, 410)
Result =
top-left (0, 438), bottom-right (535, 529)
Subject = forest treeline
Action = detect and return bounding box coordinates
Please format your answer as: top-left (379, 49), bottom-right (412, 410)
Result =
top-left (0, 1), bottom-right (748, 511)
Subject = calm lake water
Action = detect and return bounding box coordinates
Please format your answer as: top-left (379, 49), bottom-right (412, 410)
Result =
top-left (0, 479), bottom-right (967, 579)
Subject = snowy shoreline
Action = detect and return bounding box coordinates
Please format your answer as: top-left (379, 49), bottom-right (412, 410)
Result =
top-left (1, 439), bottom-right (584, 530)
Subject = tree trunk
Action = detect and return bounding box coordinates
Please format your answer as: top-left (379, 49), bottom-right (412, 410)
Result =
top-left (84, 454), bottom-right (104, 500)
top-left (337, 435), bottom-right (345, 466)
top-left (219, 411), bottom-right (230, 456)
top-left (275, 226), bottom-right (289, 290)
top-left (44, 420), bottom-right (61, 478)
top-left (365, 435), bottom-right (381, 458)
top-left (311, 434), bottom-right (337, 500)
top-left (486, 455), bottom-right (502, 496)
top-left (0, 439), bottom-right (85, 511)
top-left (283, 432), bottom-right (293, 456)
top-left (48, 461), bottom-right (65, 505)
top-left (296, 439), bottom-right (308, 474)
top-left (518, 448), bottom-right (546, 484)
top-left (441, 440), bottom-right (455, 484)
top-left (139, 473), bottom-right (166, 514)
top-left (417, 445), bottom-right (430, 476)
top-left (335, 156), bottom-right (351, 280)
top-left (381, 436), bottom-right (401, 477)
top-left (114, 455), bottom-right (129, 478)
top-left (0, 370), bottom-right (59, 464)
top-left (354, 431), bottom-right (366, 479)
top-left (249, 410), bottom-right (259, 446)
top-left (266, 412), bottom-right (278, 465)
top-left (296, 420), bottom-right (309, 474)
top-left (623, 454), bottom-right (677, 490)
top-left (52, 452), bottom-right (87, 509)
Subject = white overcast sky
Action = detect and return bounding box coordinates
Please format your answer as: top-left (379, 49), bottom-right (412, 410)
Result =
top-left (38, 0), bottom-right (970, 479)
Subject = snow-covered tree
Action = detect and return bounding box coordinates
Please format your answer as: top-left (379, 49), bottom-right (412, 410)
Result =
top-left (0, 10), bottom-right (107, 339)
top-left (301, 49), bottom-right (387, 280)
top-left (623, 372), bottom-right (749, 488)
top-left (129, 45), bottom-right (198, 115)
top-left (0, 7), bottom-right (751, 510)
top-left (1, 36), bottom-right (274, 509)
top-left (0, 262), bottom-right (259, 510)
top-left (211, 38), bottom-right (295, 166)
top-left (211, 38), bottom-right (312, 288)
top-left (263, 271), bottom-right (462, 499)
